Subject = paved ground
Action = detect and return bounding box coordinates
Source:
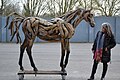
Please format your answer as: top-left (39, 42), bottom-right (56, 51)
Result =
top-left (0, 43), bottom-right (120, 80)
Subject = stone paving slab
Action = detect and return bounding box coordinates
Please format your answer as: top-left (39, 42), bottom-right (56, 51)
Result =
top-left (0, 43), bottom-right (120, 80)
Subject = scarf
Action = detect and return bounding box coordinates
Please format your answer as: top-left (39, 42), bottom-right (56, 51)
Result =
top-left (94, 31), bottom-right (105, 62)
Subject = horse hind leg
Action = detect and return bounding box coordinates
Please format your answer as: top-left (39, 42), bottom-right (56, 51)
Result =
top-left (18, 39), bottom-right (27, 71)
top-left (26, 39), bottom-right (38, 71)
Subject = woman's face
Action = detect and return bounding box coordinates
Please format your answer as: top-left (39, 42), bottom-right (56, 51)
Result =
top-left (102, 26), bottom-right (107, 33)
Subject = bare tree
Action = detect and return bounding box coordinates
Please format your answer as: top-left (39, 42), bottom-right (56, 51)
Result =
top-left (0, 0), bottom-right (4, 15)
top-left (22, 0), bottom-right (47, 17)
top-left (0, 0), bottom-right (10, 16)
top-left (71, 0), bottom-right (120, 16)
top-left (4, 3), bottom-right (21, 15)
top-left (46, 0), bottom-right (79, 17)
top-left (0, 0), bottom-right (21, 16)
top-left (77, 0), bottom-right (93, 9)
top-left (92, 0), bottom-right (120, 16)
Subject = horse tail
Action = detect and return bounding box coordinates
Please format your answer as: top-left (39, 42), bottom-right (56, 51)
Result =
top-left (4, 12), bottom-right (25, 28)
top-left (4, 12), bottom-right (25, 44)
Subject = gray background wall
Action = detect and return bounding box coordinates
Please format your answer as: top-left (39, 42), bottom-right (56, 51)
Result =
top-left (0, 16), bottom-right (120, 43)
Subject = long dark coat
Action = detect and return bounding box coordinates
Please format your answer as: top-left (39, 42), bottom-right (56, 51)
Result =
top-left (92, 31), bottom-right (116, 63)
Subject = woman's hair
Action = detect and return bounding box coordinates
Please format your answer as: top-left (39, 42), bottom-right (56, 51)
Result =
top-left (101, 22), bottom-right (113, 37)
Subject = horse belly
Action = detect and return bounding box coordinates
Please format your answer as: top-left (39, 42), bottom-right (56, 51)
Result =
top-left (37, 32), bottom-right (61, 41)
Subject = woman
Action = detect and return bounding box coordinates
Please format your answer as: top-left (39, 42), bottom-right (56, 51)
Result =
top-left (88, 22), bottom-right (116, 80)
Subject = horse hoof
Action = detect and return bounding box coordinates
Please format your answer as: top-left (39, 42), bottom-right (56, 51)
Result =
top-left (61, 68), bottom-right (66, 72)
top-left (20, 67), bottom-right (24, 71)
top-left (33, 67), bottom-right (38, 71)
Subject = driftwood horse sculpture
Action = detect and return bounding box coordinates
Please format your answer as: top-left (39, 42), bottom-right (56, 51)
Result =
top-left (5, 8), bottom-right (95, 71)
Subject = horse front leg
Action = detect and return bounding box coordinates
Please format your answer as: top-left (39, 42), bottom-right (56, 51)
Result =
top-left (64, 39), bottom-right (70, 68)
top-left (26, 39), bottom-right (38, 71)
top-left (60, 48), bottom-right (65, 71)
top-left (60, 39), bottom-right (66, 71)
top-left (64, 50), bottom-right (70, 68)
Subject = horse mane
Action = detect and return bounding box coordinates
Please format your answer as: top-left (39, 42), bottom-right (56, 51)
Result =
top-left (59, 8), bottom-right (85, 19)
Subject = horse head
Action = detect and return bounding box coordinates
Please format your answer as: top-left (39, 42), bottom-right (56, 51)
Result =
top-left (82, 9), bottom-right (95, 27)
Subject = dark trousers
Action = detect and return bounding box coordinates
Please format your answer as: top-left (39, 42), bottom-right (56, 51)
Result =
top-left (90, 60), bottom-right (108, 79)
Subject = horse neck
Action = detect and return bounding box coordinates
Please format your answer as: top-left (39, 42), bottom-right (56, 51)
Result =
top-left (62, 9), bottom-right (84, 29)
top-left (70, 14), bottom-right (84, 29)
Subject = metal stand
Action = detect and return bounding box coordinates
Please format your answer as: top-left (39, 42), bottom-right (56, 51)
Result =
top-left (18, 70), bottom-right (67, 80)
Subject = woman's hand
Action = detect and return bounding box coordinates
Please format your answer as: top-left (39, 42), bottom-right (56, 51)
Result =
top-left (105, 47), bottom-right (108, 51)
